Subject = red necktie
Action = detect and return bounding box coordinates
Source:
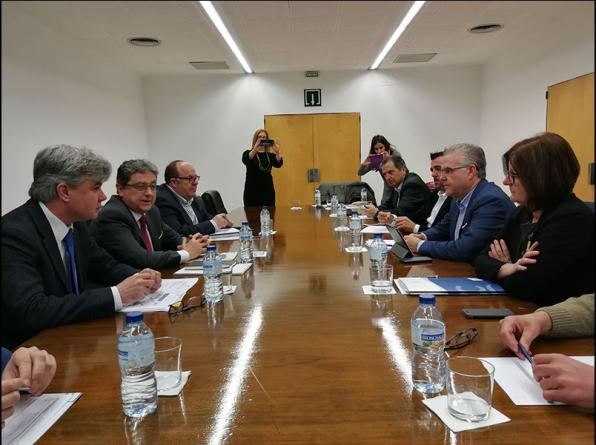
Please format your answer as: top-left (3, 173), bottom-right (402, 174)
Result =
top-left (139, 215), bottom-right (153, 253)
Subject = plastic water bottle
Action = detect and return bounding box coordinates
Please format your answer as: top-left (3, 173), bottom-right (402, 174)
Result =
top-left (337, 203), bottom-right (349, 231)
top-left (314, 188), bottom-right (321, 207)
top-left (260, 206), bottom-right (271, 236)
top-left (239, 221), bottom-right (253, 263)
top-left (203, 245), bottom-right (223, 302)
top-left (361, 187), bottom-right (367, 203)
top-left (369, 233), bottom-right (388, 267)
top-left (350, 211), bottom-right (362, 248)
top-left (330, 194), bottom-right (339, 215)
top-left (411, 294), bottom-right (446, 393)
top-left (118, 312), bottom-right (157, 418)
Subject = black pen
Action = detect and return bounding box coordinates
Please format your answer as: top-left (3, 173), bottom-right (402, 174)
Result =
top-left (517, 342), bottom-right (533, 364)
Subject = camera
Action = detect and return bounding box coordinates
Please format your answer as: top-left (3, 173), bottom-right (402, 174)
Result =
top-left (260, 139), bottom-right (274, 148)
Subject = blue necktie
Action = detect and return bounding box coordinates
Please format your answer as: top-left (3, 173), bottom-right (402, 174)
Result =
top-left (63, 229), bottom-right (80, 295)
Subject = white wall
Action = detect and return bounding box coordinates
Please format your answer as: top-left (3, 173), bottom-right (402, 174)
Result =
top-left (143, 66), bottom-right (482, 210)
top-left (480, 7), bottom-right (595, 186)
top-left (1, 5), bottom-right (149, 215)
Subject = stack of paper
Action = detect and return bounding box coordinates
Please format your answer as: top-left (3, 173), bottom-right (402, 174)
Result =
top-left (120, 278), bottom-right (198, 312)
top-left (208, 227), bottom-right (240, 241)
top-left (175, 262), bottom-right (252, 277)
top-left (395, 277), bottom-right (505, 295)
top-left (361, 224), bottom-right (389, 234)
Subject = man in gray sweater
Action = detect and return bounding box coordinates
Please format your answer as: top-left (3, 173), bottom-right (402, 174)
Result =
top-left (498, 293), bottom-right (594, 408)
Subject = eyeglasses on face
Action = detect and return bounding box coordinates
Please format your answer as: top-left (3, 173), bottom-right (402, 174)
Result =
top-left (445, 327), bottom-right (478, 350)
top-left (440, 165), bottom-right (469, 176)
top-left (504, 170), bottom-right (518, 183)
top-left (176, 175), bottom-right (200, 183)
top-left (168, 296), bottom-right (205, 316)
top-left (125, 182), bottom-right (157, 192)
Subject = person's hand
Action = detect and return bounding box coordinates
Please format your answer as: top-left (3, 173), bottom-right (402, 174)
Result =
top-left (117, 270), bottom-right (161, 305)
top-left (363, 205), bottom-right (378, 218)
top-left (404, 234), bottom-right (423, 253)
top-left (495, 241), bottom-right (540, 279)
top-left (395, 216), bottom-right (415, 234)
top-left (272, 141), bottom-right (281, 155)
top-left (425, 181), bottom-right (436, 192)
top-left (377, 211), bottom-right (393, 225)
top-left (498, 311), bottom-right (552, 358)
top-left (488, 239), bottom-right (512, 263)
top-left (252, 138), bottom-right (262, 152)
top-left (2, 377), bottom-right (22, 427)
top-left (212, 214), bottom-right (230, 229)
top-left (362, 155), bottom-right (371, 166)
top-left (532, 353), bottom-right (595, 408)
top-left (2, 346), bottom-right (57, 396)
top-left (181, 234), bottom-right (209, 260)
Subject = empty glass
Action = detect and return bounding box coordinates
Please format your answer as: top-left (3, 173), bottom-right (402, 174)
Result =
top-left (154, 336), bottom-right (183, 391)
top-left (369, 264), bottom-right (393, 293)
top-left (447, 356), bottom-right (495, 422)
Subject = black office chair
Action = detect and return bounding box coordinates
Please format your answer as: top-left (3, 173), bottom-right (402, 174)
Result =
top-left (202, 190), bottom-right (228, 214)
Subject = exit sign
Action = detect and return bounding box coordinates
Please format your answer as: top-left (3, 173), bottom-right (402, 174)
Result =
top-left (304, 89), bottom-right (321, 107)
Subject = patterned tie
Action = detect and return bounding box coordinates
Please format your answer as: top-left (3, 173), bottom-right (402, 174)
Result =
top-left (139, 215), bottom-right (153, 253)
top-left (63, 229), bottom-right (80, 295)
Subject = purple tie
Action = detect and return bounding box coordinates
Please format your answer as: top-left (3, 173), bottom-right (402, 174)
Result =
top-left (139, 215), bottom-right (153, 253)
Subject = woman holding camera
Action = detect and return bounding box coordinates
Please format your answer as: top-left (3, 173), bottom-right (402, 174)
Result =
top-left (242, 128), bottom-right (283, 206)
top-left (357, 135), bottom-right (399, 207)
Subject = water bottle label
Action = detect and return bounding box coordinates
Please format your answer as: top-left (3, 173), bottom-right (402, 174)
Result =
top-left (118, 339), bottom-right (154, 368)
top-left (411, 326), bottom-right (444, 348)
top-left (350, 219), bottom-right (360, 230)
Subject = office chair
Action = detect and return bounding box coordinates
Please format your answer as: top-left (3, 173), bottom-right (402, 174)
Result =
top-left (202, 190), bottom-right (228, 214)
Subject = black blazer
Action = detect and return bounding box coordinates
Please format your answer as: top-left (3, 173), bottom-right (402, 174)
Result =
top-left (1, 200), bottom-right (137, 348)
top-left (155, 184), bottom-right (215, 236)
top-left (474, 194), bottom-right (594, 306)
top-left (419, 191), bottom-right (452, 232)
top-left (379, 172), bottom-right (431, 225)
top-left (91, 195), bottom-right (183, 270)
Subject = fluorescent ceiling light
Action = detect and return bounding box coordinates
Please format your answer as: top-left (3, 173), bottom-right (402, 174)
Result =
top-left (198, 1), bottom-right (253, 74)
top-left (370, 1), bottom-right (426, 70)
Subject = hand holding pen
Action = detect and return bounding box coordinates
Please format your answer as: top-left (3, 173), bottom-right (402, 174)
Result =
top-left (497, 310), bottom-right (553, 359)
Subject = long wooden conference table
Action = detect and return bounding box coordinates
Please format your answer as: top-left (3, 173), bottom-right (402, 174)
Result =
top-left (27, 206), bottom-right (594, 444)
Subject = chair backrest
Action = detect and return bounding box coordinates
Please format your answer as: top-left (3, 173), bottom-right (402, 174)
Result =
top-left (202, 190), bottom-right (228, 214)
top-left (318, 181), bottom-right (377, 206)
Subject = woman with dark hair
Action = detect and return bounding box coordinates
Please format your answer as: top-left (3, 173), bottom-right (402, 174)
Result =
top-left (474, 132), bottom-right (594, 306)
top-left (242, 128), bottom-right (283, 206)
top-left (357, 135), bottom-right (399, 206)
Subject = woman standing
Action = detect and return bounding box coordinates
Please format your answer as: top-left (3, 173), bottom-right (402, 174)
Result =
top-left (242, 128), bottom-right (283, 206)
top-left (474, 132), bottom-right (594, 306)
top-left (357, 135), bottom-right (399, 207)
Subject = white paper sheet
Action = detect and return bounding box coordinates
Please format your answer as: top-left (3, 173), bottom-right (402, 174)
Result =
top-left (361, 285), bottom-right (396, 295)
top-left (2, 393), bottom-right (81, 445)
top-left (361, 225), bottom-right (389, 234)
top-left (120, 278), bottom-right (198, 312)
top-left (483, 356), bottom-right (594, 405)
top-left (175, 263), bottom-right (252, 276)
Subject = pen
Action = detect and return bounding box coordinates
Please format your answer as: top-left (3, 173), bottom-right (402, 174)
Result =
top-left (422, 275), bottom-right (438, 279)
top-left (517, 342), bottom-right (533, 364)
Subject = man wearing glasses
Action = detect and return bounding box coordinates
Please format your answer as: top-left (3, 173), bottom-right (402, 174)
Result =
top-left (91, 159), bottom-right (209, 270)
top-left (404, 143), bottom-right (515, 262)
top-left (1, 145), bottom-right (162, 349)
top-left (155, 160), bottom-right (233, 236)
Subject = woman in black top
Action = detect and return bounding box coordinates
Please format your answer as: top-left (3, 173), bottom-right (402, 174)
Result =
top-left (242, 128), bottom-right (283, 206)
top-left (357, 135), bottom-right (399, 208)
top-left (474, 132), bottom-right (594, 306)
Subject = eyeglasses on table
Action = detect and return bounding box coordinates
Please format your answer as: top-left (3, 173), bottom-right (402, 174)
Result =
top-left (445, 327), bottom-right (478, 350)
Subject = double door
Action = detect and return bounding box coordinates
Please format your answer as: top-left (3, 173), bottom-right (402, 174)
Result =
top-left (265, 113), bottom-right (361, 206)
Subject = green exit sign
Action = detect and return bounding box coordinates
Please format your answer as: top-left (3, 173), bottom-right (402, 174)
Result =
top-left (304, 89), bottom-right (321, 107)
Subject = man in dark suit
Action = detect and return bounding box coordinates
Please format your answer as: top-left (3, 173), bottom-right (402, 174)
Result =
top-left (91, 159), bottom-right (209, 270)
top-left (404, 143), bottom-right (515, 262)
top-left (1, 145), bottom-right (162, 349)
top-left (363, 154), bottom-right (431, 225)
top-left (385, 150), bottom-right (452, 233)
top-left (155, 160), bottom-right (233, 236)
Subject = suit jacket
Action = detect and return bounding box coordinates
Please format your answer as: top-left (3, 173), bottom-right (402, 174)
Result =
top-left (418, 191), bottom-right (452, 232)
top-left (155, 184), bottom-right (215, 236)
top-left (379, 172), bottom-right (431, 225)
top-left (1, 200), bottom-right (137, 349)
top-left (474, 194), bottom-right (594, 306)
top-left (91, 195), bottom-right (183, 270)
top-left (419, 179), bottom-right (516, 262)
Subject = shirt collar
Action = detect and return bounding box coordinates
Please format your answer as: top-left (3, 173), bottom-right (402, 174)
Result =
top-left (457, 183), bottom-right (479, 208)
top-left (38, 201), bottom-right (71, 242)
top-left (167, 184), bottom-right (194, 206)
top-left (128, 208), bottom-right (144, 223)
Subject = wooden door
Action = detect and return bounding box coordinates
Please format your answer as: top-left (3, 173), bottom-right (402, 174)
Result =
top-left (265, 113), bottom-right (361, 206)
top-left (546, 72), bottom-right (594, 201)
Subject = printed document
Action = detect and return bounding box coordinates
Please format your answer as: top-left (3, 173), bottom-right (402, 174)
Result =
top-left (120, 278), bottom-right (198, 312)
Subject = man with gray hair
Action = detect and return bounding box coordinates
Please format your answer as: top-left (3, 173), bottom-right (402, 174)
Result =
top-left (1, 145), bottom-right (162, 348)
top-left (404, 143), bottom-right (515, 262)
top-left (91, 159), bottom-right (209, 270)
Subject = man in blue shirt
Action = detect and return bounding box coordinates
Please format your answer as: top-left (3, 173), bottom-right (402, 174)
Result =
top-left (404, 143), bottom-right (515, 262)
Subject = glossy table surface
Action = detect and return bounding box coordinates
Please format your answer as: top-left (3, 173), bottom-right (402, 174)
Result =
top-left (28, 206), bottom-right (594, 444)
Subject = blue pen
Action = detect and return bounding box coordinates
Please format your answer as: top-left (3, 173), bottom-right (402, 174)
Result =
top-left (517, 342), bottom-right (533, 364)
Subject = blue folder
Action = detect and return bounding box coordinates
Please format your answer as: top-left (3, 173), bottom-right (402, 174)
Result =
top-left (395, 277), bottom-right (505, 295)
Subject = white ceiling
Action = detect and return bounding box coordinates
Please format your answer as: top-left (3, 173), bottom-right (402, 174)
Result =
top-left (3, 0), bottom-right (594, 75)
